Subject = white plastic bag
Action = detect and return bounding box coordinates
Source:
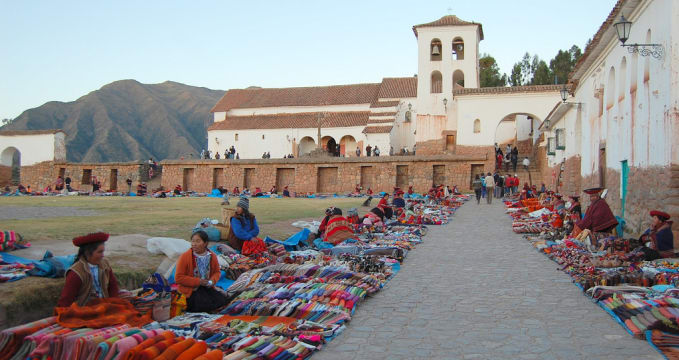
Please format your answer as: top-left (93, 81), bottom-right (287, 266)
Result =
top-left (146, 237), bottom-right (191, 259)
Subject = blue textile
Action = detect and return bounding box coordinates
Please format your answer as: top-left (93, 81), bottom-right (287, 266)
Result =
top-left (192, 226), bottom-right (221, 242)
top-left (26, 251), bottom-right (75, 278)
top-left (264, 229), bottom-right (310, 251)
top-left (208, 189), bottom-right (222, 197)
top-left (313, 238), bottom-right (334, 250)
top-left (230, 216), bottom-right (259, 240)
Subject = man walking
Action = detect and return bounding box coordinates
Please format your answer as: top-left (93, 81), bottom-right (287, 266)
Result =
top-left (484, 172), bottom-right (495, 204)
top-left (522, 156), bottom-right (530, 171)
top-left (511, 148), bottom-right (518, 172)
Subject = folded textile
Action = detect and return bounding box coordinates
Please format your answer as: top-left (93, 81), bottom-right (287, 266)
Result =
top-left (55, 298), bottom-right (153, 329)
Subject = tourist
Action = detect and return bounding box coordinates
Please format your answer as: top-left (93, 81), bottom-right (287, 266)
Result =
top-left (573, 187), bottom-right (618, 236)
top-left (57, 232), bottom-right (120, 307)
top-left (639, 211), bottom-right (675, 259)
top-left (504, 152), bottom-right (511, 171)
top-left (511, 147), bottom-right (518, 172)
top-left (413, 143), bottom-right (416, 155)
top-left (356, 147), bottom-right (361, 157)
top-left (374, 146), bottom-right (380, 156)
top-left (174, 185), bottom-right (182, 195)
top-left (472, 174), bottom-right (482, 204)
top-left (242, 187), bottom-right (250, 196)
top-left (496, 174), bottom-right (504, 198)
top-left (522, 156), bottom-right (530, 171)
top-left (484, 172), bottom-right (495, 204)
top-left (283, 185), bottom-right (290, 197)
top-left (496, 151), bottom-right (503, 170)
top-left (494, 142), bottom-right (499, 154)
top-left (236, 153), bottom-right (240, 159)
top-left (270, 185), bottom-right (277, 194)
top-left (55, 176), bottom-right (64, 191)
top-left (226, 197), bottom-right (259, 252)
top-left (230, 146), bottom-right (236, 156)
top-left (505, 144), bottom-right (512, 157)
top-left (480, 173), bottom-right (486, 199)
top-left (390, 146), bottom-right (394, 156)
top-left (215, 152), bottom-right (220, 160)
top-left (91, 176), bottom-right (100, 192)
top-left (366, 144), bottom-right (372, 157)
top-left (175, 230), bottom-right (229, 312)
top-left (262, 152), bottom-right (267, 159)
top-left (224, 149), bottom-right (229, 159)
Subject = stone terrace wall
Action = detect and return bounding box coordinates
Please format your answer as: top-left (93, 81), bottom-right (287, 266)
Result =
top-left (160, 155), bottom-right (490, 194)
top-left (17, 161), bottom-right (143, 192)
top-left (0, 165), bottom-right (11, 187)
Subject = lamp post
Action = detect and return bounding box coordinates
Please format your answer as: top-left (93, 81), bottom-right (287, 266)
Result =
top-left (613, 15), bottom-right (663, 59)
top-left (560, 84), bottom-right (569, 103)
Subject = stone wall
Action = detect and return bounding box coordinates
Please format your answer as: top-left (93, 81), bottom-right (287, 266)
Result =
top-left (0, 165), bottom-right (11, 187)
top-left (16, 161), bottom-right (144, 192)
top-left (160, 155), bottom-right (490, 194)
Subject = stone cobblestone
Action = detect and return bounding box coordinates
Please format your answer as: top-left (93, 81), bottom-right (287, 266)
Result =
top-left (316, 201), bottom-right (663, 359)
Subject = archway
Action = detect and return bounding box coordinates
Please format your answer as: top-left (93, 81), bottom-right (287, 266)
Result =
top-left (493, 113), bottom-right (541, 156)
top-left (453, 70), bottom-right (465, 88)
top-left (299, 136), bottom-right (316, 156)
top-left (0, 147), bottom-right (21, 186)
top-left (339, 135), bottom-right (357, 156)
top-left (321, 136), bottom-right (338, 156)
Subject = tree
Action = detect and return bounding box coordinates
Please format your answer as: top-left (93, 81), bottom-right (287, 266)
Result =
top-left (549, 45), bottom-right (583, 84)
top-left (509, 63), bottom-right (523, 87)
top-left (479, 54), bottom-right (507, 87)
top-left (532, 60), bottom-right (552, 85)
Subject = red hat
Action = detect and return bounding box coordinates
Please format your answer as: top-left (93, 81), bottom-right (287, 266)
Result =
top-left (554, 194), bottom-right (563, 198)
top-left (583, 187), bottom-right (603, 194)
top-left (73, 232), bottom-right (109, 247)
top-left (650, 210), bottom-right (670, 221)
top-left (397, 190), bottom-right (405, 195)
top-left (570, 194), bottom-right (580, 200)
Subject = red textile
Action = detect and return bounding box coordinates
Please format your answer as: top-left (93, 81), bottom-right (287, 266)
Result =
top-left (195, 350), bottom-right (223, 360)
top-left (241, 237), bottom-right (267, 255)
top-left (55, 298), bottom-right (152, 329)
top-left (576, 198), bottom-right (618, 233)
top-left (57, 269), bottom-right (120, 307)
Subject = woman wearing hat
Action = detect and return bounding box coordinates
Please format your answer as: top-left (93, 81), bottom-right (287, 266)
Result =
top-left (226, 197), bottom-right (259, 252)
top-left (574, 187), bottom-right (618, 236)
top-left (640, 210), bottom-right (675, 259)
top-left (57, 232), bottom-right (120, 307)
top-left (567, 195), bottom-right (582, 221)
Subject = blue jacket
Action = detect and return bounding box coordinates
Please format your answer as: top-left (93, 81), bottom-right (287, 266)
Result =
top-left (230, 215), bottom-right (259, 240)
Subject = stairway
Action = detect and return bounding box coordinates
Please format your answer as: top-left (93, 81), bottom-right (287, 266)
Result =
top-left (496, 157), bottom-right (541, 187)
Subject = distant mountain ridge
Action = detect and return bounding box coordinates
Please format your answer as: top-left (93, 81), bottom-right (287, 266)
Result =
top-left (1, 80), bottom-right (224, 163)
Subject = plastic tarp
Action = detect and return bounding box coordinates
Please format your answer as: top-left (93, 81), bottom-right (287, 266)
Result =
top-left (1, 251), bottom-right (75, 278)
top-left (291, 220), bottom-right (320, 234)
top-left (528, 208), bottom-right (552, 218)
top-left (147, 237), bottom-right (191, 259)
top-left (264, 229), bottom-right (310, 251)
top-left (313, 238), bottom-right (334, 250)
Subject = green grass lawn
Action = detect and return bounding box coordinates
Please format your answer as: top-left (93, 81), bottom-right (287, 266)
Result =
top-left (0, 196), bottom-right (366, 242)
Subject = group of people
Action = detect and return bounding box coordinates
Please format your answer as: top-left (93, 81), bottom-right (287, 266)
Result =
top-left (472, 173), bottom-right (526, 204)
top-left (231, 185), bottom-right (291, 198)
top-left (202, 146), bottom-right (239, 160)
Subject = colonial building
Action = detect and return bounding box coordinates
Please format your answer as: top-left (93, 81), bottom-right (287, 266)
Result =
top-left (208, 16), bottom-right (562, 160)
top-left (539, 0), bottom-right (678, 236)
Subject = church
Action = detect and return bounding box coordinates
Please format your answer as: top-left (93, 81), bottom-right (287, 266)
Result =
top-left (208, 15), bottom-right (562, 159)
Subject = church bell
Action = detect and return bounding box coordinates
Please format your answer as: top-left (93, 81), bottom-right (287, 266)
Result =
top-left (431, 45), bottom-right (441, 56)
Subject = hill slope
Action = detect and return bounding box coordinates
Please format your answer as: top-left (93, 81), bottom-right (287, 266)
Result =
top-left (1, 80), bottom-right (224, 162)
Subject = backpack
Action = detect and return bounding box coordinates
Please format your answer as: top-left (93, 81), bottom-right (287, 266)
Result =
top-left (473, 179), bottom-right (482, 191)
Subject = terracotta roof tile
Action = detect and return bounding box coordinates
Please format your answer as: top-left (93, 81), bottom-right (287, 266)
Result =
top-left (454, 84), bottom-right (562, 96)
top-left (211, 83), bottom-right (381, 112)
top-left (208, 111), bottom-right (369, 131)
top-left (369, 111), bottom-right (397, 117)
top-left (370, 100), bottom-right (401, 108)
top-left (362, 125), bottom-right (393, 134)
top-left (367, 119), bottom-right (395, 124)
top-left (412, 15), bottom-right (484, 40)
top-left (377, 77), bottom-right (417, 99)
top-left (570, 0), bottom-right (625, 82)
top-left (0, 129), bottom-right (65, 136)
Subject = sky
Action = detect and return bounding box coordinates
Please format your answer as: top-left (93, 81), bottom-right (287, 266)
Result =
top-left (0, 0), bottom-right (618, 120)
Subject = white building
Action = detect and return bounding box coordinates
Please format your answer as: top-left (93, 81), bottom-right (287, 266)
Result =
top-left (0, 129), bottom-right (66, 167)
top-left (540, 0), bottom-right (678, 236)
top-left (208, 15), bottom-right (564, 159)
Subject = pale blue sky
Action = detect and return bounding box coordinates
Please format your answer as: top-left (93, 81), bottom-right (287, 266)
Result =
top-left (0, 0), bottom-right (617, 120)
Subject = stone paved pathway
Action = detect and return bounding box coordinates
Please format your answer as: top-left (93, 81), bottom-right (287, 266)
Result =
top-left (317, 201), bottom-right (662, 359)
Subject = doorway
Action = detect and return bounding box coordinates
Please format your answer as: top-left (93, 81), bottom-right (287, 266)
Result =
top-left (276, 168), bottom-right (295, 190)
top-left (243, 168), bottom-right (255, 189)
top-left (433, 165), bottom-right (446, 186)
top-left (470, 164), bottom-right (485, 189)
top-left (360, 166), bottom-right (374, 190)
top-left (183, 168), bottom-right (194, 191)
top-left (446, 135), bottom-right (456, 152)
top-left (317, 167), bottom-right (339, 193)
top-left (212, 168), bottom-right (224, 189)
top-left (109, 169), bottom-right (118, 191)
top-left (396, 165), bottom-right (409, 188)
top-left (599, 146), bottom-right (606, 188)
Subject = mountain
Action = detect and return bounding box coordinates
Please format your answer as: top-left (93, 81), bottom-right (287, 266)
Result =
top-left (1, 80), bottom-right (225, 162)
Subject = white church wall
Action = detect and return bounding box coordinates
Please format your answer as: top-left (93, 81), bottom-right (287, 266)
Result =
top-left (364, 133), bottom-right (391, 156)
top-left (494, 120), bottom-right (515, 145)
top-left (213, 112), bottom-right (226, 122)
top-left (0, 133), bottom-right (62, 166)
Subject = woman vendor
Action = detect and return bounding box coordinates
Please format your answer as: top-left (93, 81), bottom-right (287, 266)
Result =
top-left (57, 232), bottom-right (120, 307)
top-left (282, 186), bottom-right (290, 197)
top-left (226, 197), bottom-right (260, 252)
top-left (573, 187), bottom-right (618, 236)
top-left (323, 208), bottom-right (355, 245)
top-left (175, 230), bottom-right (229, 312)
top-left (316, 207), bottom-right (334, 238)
top-left (377, 193), bottom-right (393, 219)
top-left (639, 210), bottom-right (675, 259)
top-left (567, 194), bottom-right (582, 221)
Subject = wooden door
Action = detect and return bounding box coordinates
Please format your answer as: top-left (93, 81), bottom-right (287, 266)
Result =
top-left (317, 167), bottom-right (338, 193)
top-left (109, 169), bottom-right (118, 190)
top-left (446, 135), bottom-right (456, 151)
top-left (276, 168), bottom-right (295, 189)
top-left (599, 147), bottom-right (606, 187)
top-left (360, 166), bottom-right (374, 189)
top-left (213, 168), bottom-right (224, 189)
top-left (433, 165), bottom-right (445, 186)
top-left (183, 168), bottom-right (194, 191)
top-left (470, 164), bottom-right (484, 189)
top-left (396, 165), bottom-right (409, 188)
top-left (243, 168), bottom-right (255, 189)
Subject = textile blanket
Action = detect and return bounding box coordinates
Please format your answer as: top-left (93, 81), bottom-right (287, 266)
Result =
top-left (0, 231), bottom-right (29, 252)
top-left (55, 298), bottom-right (153, 329)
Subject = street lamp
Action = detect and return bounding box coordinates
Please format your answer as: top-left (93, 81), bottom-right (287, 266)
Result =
top-left (613, 15), bottom-right (663, 59)
top-left (543, 119), bottom-right (551, 130)
top-left (560, 85), bottom-right (569, 103)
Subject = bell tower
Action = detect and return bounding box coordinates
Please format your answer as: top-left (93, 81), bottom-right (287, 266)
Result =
top-left (412, 15), bottom-right (483, 153)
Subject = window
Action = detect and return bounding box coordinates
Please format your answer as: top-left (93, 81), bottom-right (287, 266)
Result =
top-left (235, 133), bottom-right (239, 141)
top-left (619, 57), bottom-right (627, 101)
top-left (452, 37), bottom-right (464, 60)
top-left (81, 169), bottom-right (92, 185)
top-left (262, 134), bottom-right (265, 140)
top-left (430, 39), bottom-right (442, 61)
top-left (555, 129), bottom-right (565, 150)
top-left (431, 71), bottom-right (442, 93)
top-left (547, 137), bottom-right (556, 156)
top-left (473, 119), bottom-right (481, 133)
top-left (453, 70), bottom-right (464, 88)
top-left (606, 66), bottom-right (616, 110)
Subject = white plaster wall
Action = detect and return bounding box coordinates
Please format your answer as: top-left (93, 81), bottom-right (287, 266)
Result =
top-left (389, 99), bottom-right (417, 152)
top-left (494, 120), bottom-right (515, 144)
top-left (214, 112), bottom-right (226, 122)
top-left (208, 126), bottom-right (367, 159)
top-left (571, 0), bottom-right (677, 176)
top-left (416, 26), bottom-right (481, 116)
top-left (455, 92), bottom-right (561, 146)
top-left (0, 133), bottom-right (60, 166)
top-left (365, 133), bottom-right (391, 156)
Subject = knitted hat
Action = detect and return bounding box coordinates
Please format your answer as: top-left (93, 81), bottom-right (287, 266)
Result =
top-left (583, 187), bottom-right (603, 194)
top-left (237, 197), bottom-right (249, 211)
top-left (73, 232), bottom-right (109, 247)
top-left (650, 210), bottom-right (670, 221)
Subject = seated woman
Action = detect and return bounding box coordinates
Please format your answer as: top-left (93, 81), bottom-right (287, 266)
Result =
top-left (282, 186), bottom-right (290, 197)
top-left (226, 197), bottom-right (259, 252)
top-left (573, 187), bottom-right (618, 237)
top-left (392, 191), bottom-right (406, 209)
top-left (377, 193), bottom-right (393, 219)
top-left (57, 232), bottom-right (119, 307)
top-left (316, 207), bottom-right (334, 239)
top-left (354, 184), bottom-right (362, 194)
top-left (270, 185), bottom-right (277, 194)
top-left (363, 207), bottom-right (385, 227)
top-left (567, 194), bottom-right (582, 224)
top-left (407, 185), bottom-right (414, 196)
top-left (366, 188), bottom-right (373, 196)
top-left (55, 176), bottom-right (64, 191)
top-left (232, 186), bottom-right (240, 195)
top-left (253, 187), bottom-right (264, 197)
top-left (174, 185), bottom-right (182, 195)
top-left (175, 230), bottom-right (229, 312)
top-left (639, 210), bottom-right (675, 259)
top-left (323, 208), bottom-right (355, 245)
